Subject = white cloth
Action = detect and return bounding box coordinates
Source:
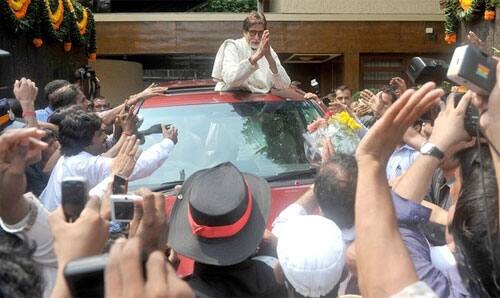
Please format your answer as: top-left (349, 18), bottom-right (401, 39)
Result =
top-left (390, 281), bottom-right (438, 298)
top-left (212, 38), bottom-right (291, 93)
top-left (277, 215), bottom-right (346, 298)
top-left (0, 196), bottom-right (57, 298)
top-left (430, 245), bottom-right (457, 272)
top-left (40, 138), bottom-right (175, 211)
top-left (272, 203), bottom-right (355, 243)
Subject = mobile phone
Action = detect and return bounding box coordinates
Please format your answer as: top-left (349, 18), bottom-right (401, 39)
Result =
top-left (64, 253), bottom-right (108, 298)
top-left (61, 177), bottom-right (89, 222)
top-left (447, 45), bottom-right (497, 95)
top-left (110, 194), bottom-right (142, 222)
top-left (64, 251), bottom-right (147, 297)
top-left (112, 175), bottom-right (128, 195)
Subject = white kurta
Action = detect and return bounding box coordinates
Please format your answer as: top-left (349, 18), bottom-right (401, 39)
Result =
top-left (40, 138), bottom-right (175, 211)
top-left (212, 37), bottom-right (291, 94)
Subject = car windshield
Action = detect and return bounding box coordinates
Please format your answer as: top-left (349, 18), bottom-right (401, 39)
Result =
top-left (129, 100), bottom-right (321, 190)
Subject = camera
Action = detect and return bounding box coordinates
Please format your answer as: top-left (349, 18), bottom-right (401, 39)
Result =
top-left (110, 194), bottom-right (142, 222)
top-left (447, 45), bottom-right (497, 96)
top-left (451, 92), bottom-right (482, 137)
top-left (407, 57), bottom-right (449, 85)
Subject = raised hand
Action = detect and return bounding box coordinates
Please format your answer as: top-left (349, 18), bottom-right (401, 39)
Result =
top-left (128, 83), bottom-right (168, 106)
top-left (105, 238), bottom-right (194, 298)
top-left (428, 92), bottom-right (471, 153)
top-left (250, 30), bottom-right (270, 64)
top-left (0, 128), bottom-right (47, 223)
top-left (162, 124), bottom-right (178, 144)
top-left (129, 188), bottom-right (167, 255)
top-left (356, 82), bottom-right (443, 164)
top-left (13, 77), bottom-right (38, 108)
top-left (111, 135), bottom-right (140, 177)
top-left (48, 196), bottom-right (109, 265)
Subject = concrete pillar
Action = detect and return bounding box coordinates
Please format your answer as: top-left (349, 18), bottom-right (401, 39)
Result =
top-left (343, 52), bottom-right (360, 91)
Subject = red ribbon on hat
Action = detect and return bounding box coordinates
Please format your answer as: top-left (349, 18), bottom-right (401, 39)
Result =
top-left (188, 179), bottom-right (253, 238)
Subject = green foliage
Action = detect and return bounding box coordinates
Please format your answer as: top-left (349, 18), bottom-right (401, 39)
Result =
top-left (195, 0), bottom-right (257, 13)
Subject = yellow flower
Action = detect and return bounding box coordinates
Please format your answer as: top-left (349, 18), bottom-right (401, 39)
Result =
top-left (460, 0), bottom-right (472, 11)
top-left (332, 111), bottom-right (362, 131)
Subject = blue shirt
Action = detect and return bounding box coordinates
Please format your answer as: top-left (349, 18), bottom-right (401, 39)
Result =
top-left (391, 192), bottom-right (470, 298)
top-left (386, 145), bottom-right (419, 181)
top-left (35, 106), bottom-right (54, 122)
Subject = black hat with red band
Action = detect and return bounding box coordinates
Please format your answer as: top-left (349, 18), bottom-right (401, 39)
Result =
top-left (168, 162), bottom-right (271, 266)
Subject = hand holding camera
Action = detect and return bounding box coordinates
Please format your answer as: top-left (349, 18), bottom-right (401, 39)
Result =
top-left (129, 188), bottom-right (167, 255)
top-left (428, 93), bottom-right (472, 153)
top-left (105, 238), bottom-right (194, 298)
top-left (49, 196), bottom-right (109, 266)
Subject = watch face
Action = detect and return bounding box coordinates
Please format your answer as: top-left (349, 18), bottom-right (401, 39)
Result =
top-left (421, 143), bottom-right (433, 154)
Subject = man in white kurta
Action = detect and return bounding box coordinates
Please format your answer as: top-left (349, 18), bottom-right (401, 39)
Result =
top-left (212, 12), bottom-right (291, 93)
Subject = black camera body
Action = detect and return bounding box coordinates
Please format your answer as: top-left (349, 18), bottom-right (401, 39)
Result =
top-left (451, 92), bottom-right (482, 137)
top-left (407, 57), bottom-right (449, 85)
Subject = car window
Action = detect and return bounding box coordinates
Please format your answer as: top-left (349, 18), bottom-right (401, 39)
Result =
top-left (130, 100), bottom-right (321, 189)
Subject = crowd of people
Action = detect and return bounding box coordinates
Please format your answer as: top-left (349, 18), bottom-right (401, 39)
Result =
top-left (0, 10), bottom-right (499, 298)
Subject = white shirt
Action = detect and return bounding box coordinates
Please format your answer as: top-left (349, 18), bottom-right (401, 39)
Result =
top-left (0, 194), bottom-right (57, 298)
top-left (272, 203), bottom-right (355, 243)
top-left (212, 37), bottom-right (291, 93)
top-left (40, 139), bottom-right (175, 211)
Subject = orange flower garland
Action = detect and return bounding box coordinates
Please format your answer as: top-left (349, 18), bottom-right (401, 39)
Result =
top-left (484, 10), bottom-right (496, 21)
top-left (66, 0), bottom-right (88, 34)
top-left (459, 0), bottom-right (472, 11)
top-left (44, 0), bottom-right (64, 30)
top-left (7, 0), bottom-right (30, 19)
top-left (32, 38), bottom-right (43, 47)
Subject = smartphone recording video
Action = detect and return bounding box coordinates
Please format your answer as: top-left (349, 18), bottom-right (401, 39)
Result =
top-left (61, 177), bottom-right (89, 222)
top-left (112, 175), bottom-right (128, 195)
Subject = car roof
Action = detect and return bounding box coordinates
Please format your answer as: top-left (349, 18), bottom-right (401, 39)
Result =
top-left (143, 80), bottom-right (308, 108)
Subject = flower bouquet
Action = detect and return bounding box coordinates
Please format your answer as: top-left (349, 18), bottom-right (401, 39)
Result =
top-left (304, 111), bottom-right (364, 162)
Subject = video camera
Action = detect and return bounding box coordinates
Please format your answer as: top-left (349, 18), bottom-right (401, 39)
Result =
top-left (408, 45), bottom-right (497, 137)
top-left (75, 65), bottom-right (100, 101)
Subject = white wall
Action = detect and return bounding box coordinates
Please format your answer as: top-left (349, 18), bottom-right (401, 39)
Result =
top-left (269, 0), bottom-right (441, 15)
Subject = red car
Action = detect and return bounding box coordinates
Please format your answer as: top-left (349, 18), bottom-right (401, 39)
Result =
top-left (130, 80), bottom-right (323, 275)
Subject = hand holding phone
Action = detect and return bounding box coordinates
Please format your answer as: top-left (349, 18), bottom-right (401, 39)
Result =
top-left (112, 175), bottom-right (128, 195)
top-left (62, 177), bottom-right (89, 222)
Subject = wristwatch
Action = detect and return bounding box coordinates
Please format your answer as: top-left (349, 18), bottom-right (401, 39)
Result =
top-left (420, 142), bottom-right (444, 160)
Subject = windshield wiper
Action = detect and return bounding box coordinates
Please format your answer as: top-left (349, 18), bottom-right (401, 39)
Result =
top-left (264, 168), bottom-right (316, 183)
top-left (152, 180), bottom-right (184, 192)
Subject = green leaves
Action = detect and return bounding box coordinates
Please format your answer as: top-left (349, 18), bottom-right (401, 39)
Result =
top-left (195, 0), bottom-right (257, 13)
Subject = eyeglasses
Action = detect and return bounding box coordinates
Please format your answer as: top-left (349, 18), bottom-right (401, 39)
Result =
top-left (247, 30), bottom-right (264, 37)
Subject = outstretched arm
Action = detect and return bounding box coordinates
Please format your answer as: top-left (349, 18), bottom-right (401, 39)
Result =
top-left (355, 83), bottom-right (443, 297)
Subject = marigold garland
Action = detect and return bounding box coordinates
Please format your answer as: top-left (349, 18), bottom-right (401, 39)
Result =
top-left (0, 0), bottom-right (96, 58)
top-left (44, 0), bottom-right (63, 29)
top-left (444, 0), bottom-right (498, 44)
